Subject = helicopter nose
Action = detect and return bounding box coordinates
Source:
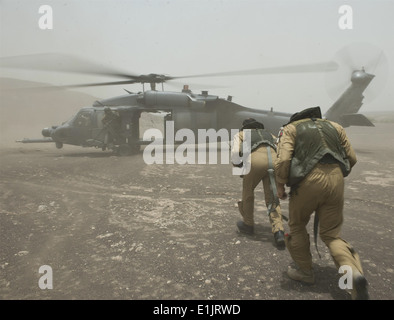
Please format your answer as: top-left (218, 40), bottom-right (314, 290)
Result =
top-left (51, 126), bottom-right (70, 142)
top-left (42, 127), bottom-right (52, 137)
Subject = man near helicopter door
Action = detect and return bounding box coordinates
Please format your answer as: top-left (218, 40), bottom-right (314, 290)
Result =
top-left (102, 107), bottom-right (121, 145)
top-left (231, 118), bottom-right (285, 248)
top-left (274, 106), bottom-right (369, 300)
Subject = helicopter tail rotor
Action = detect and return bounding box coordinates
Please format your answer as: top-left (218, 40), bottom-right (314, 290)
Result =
top-left (325, 43), bottom-right (389, 103)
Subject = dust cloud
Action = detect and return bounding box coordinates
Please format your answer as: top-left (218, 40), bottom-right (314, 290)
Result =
top-left (0, 78), bottom-right (98, 147)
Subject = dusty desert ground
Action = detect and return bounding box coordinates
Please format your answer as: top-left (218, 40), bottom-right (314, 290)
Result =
top-left (0, 80), bottom-right (393, 303)
top-left (0, 117), bottom-right (393, 303)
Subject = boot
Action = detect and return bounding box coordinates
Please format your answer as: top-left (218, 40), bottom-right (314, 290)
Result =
top-left (351, 271), bottom-right (369, 300)
top-left (236, 221), bottom-right (254, 235)
top-left (274, 230), bottom-right (285, 248)
top-left (287, 265), bottom-right (315, 285)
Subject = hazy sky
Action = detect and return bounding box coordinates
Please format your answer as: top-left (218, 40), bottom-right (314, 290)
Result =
top-left (1, 0), bottom-right (393, 114)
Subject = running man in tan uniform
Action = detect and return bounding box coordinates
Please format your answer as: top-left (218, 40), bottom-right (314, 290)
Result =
top-left (275, 106), bottom-right (369, 300)
top-left (232, 118), bottom-right (285, 248)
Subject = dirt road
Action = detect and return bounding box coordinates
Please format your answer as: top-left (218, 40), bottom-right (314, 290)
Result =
top-left (0, 123), bottom-right (393, 301)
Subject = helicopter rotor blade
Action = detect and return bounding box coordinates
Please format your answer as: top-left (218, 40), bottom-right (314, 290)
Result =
top-left (172, 61), bottom-right (339, 80)
top-left (1, 53), bottom-right (338, 89)
top-left (58, 80), bottom-right (140, 88)
top-left (0, 53), bottom-right (140, 80)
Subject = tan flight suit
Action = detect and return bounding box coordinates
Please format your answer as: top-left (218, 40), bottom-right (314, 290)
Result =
top-left (275, 119), bottom-right (364, 276)
top-left (232, 130), bottom-right (284, 233)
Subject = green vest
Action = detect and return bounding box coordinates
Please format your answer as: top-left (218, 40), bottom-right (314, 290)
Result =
top-left (240, 129), bottom-right (276, 155)
top-left (288, 119), bottom-right (351, 186)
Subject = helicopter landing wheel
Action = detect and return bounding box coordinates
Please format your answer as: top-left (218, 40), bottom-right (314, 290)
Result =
top-left (117, 144), bottom-right (132, 156)
top-left (55, 142), bottom-right (63, 149)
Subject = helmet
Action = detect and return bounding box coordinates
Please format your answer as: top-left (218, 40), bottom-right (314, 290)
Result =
top-left (242, 118), bottom-right (264, 130)
top-left (289, 106), bottom-right (322, 124)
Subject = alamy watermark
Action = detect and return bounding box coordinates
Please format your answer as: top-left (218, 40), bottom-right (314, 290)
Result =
top-left (38, 5), bottom-right (53, 30)
top-left (142, 121), bottom-right (252, 176)
top-left (338, 5), bottom-right (353, 30)
top-left (36, 264), bottom-right (355, 291)
top-left (38, 265), bottom-right (53, 289)
top-left (38, 4), bottom-right (353, 31)
top-left (338, 265), bottom-right (353, 290)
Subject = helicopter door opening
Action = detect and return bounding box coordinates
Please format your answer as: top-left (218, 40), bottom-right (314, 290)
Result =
top-left (139, 110), bottom-right (172, 145)
top-left (91, 109), bottom-right (106, 143)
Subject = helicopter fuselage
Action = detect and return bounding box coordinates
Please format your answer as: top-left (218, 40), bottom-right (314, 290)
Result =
top-left (36, 88), bottom-right (292, 155)
top-left (18, 68), bottom-right (375, 155)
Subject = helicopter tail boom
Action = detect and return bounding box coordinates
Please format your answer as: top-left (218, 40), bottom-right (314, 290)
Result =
top-left (324, 69), bottom-right (375, 128)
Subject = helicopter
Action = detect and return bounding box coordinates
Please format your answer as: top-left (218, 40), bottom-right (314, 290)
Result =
top-left (2, 53), bottom-right (375, 156)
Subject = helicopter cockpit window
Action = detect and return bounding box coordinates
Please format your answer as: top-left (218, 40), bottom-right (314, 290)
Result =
top-left (74, 112), bottom-right (92, 127)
